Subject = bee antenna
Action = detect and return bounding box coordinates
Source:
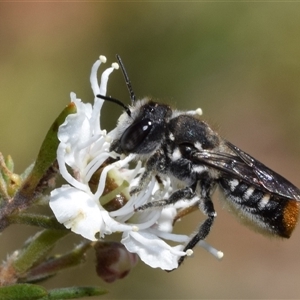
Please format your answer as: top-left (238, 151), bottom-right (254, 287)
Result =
top-left (97, 94), bottom-right (131, 117)
top-left (116, 54), bottom-right (136, 104)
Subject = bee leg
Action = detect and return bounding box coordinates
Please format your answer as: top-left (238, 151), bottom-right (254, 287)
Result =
top-left (131, 149), bottom-right (167, 195)
top-left (178, 179), bottom-right (216, 266)
top-left (130, 168), bottom-right (152, 195)
top-left (135, 184), bottom-right (196, 211)
top-left (178, 214), bottom-right (215, 266)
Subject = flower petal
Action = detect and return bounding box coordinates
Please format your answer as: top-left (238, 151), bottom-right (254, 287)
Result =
top-left (50, 185), bottom-right (103, 241)
top-left (121, 230), bottom-right (186, 271)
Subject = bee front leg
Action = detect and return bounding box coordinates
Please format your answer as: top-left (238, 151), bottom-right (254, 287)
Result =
top-left (130, 149), bottom-right (167, 195)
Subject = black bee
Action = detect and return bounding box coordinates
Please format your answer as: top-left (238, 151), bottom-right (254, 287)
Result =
top-left (98, 55), bottom-right (300, 267)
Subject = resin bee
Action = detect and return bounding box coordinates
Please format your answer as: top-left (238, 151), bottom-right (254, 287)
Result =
top-left (98, 55), bottom-right (300, 267)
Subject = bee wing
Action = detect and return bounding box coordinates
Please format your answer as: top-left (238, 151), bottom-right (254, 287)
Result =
top-left (226, 141), bottom-right (300, 200)
top-left (191, 141), bottom-right (300, 201)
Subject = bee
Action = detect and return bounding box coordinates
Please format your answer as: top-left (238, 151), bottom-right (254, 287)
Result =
top-left (98, 55), bottom-right (300, 267)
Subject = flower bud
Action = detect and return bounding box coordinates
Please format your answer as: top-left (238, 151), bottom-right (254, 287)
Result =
top-left (94, 241), bottom-right (138, 283)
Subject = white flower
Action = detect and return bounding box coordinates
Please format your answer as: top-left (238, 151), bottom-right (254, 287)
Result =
top-left (49, 55), bottom-right (223, 271)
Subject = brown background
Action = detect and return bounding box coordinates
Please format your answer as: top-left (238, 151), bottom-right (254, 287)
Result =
top-left (1, 3), bottom-right (300, 299)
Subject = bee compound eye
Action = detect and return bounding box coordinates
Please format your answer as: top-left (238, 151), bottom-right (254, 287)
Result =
top-left (120, 118), bottom-right (153, 152)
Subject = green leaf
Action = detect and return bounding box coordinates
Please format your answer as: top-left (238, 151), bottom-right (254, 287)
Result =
top-left (5, 155), bottom-right (14, 173)
top-left (0, 284), bottom-right (47, 300)
top-left (25, 242), bottom-right (92, 283)
top-left (0, 284), bottom-right (107, 300)
top-left (44, 286), bottom-right (108, 299)
top-left (20, 162), bottom-right (35, 181)
top-left (10, 213), bottom-right (65, 230)
top-left (13, 229), bottom-right (69, 274)
top-left (0, 171), bottom-right (8, 203)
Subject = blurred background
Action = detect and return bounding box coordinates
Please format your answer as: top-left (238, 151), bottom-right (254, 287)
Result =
top-left (1, 2), bottom-right (300, 299)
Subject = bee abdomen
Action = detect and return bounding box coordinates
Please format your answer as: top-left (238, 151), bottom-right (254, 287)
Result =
top-left (218, 177), bottom-right (300, 238)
